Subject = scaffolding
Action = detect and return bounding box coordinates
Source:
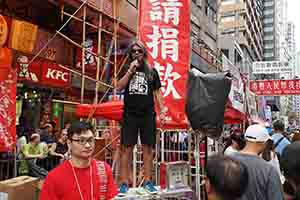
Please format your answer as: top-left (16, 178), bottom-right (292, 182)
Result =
top-left (19, 1), bottom-right (217, 199)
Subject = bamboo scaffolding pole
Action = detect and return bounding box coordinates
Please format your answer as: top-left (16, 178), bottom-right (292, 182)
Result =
top-left (57, 64), bottom-right (113, 88)
top-left (113, 0), bottom-right (117, 91)
top-left (62, 10), bottom-right (114, 36)
top-left (27, 0), bottom-right (89, 67)
top-left (52, 99), bottom-right (80, 105)
top-left (56, 31), bottom-right (114, 65)
top-left (100, 18), bottom-right (121, 80)
top-left (86, 55), bottom-right (128, 120)
top-left (80, 5), bottom-right (87, 103)
top-left (82, 0), bottom-right (135, 34)
top-left (94, 3), bottom-right (103, 104)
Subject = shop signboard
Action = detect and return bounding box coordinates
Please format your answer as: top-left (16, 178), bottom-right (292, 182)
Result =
top-left (40, 62), bottom-right (70, 87)
top-left (252, 61), bottom-right (292, 74)
top-left (250, 79), bottom-right (300, 95)
top-left (139, 0), bottom-right (190, 123)
top-left (9, 19), bottom-right (38, 54)
top-left (15, 53), bottom-right (70, 88)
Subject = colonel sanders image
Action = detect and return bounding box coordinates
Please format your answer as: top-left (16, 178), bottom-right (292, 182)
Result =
top-left (76, 38), bottom-right (96, 68)
top-left (17, 56), bottom-right (38, 82)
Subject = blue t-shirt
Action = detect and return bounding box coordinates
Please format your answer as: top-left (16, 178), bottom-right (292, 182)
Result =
top-left (272, 133), bottom-right (291, 156)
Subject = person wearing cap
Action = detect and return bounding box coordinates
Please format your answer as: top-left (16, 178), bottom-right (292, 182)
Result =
top-left (272, 120), bottom-right (291, 156)
top-left (230, 124), bottom-right (284, 200)
top-left (281, 142), bottom-right (300, 200)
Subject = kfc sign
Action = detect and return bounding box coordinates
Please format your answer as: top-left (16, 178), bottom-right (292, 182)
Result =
top-left (46, 68), bottom-right (68, 82)
top-left (41, 62), bottom-right (70, 87)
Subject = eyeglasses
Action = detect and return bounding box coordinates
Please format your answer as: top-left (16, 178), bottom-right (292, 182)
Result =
top-left (71, 137), bottom-right (95, 145)
top-left (131, 49), bottom-right (143, 54)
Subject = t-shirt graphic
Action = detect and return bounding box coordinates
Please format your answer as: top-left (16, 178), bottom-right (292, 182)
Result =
top-left (129, 72), bottom-right (148, 95)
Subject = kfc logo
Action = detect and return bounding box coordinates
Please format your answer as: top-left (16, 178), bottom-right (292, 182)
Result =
top-left (46, 68), bottom-right (68, 82)
top-left (17, 55), bottom-right (38, 82)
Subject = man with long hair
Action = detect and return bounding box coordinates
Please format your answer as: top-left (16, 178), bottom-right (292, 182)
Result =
top-left (116, 41), bottom-right (166, 195)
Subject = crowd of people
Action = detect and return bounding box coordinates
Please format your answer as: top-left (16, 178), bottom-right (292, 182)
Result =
top-left (10, 39), bottom-right (300, 200)
top-left (218, 120), bottom-right (300, 200)
top-left (16, 121), bottom-right (69, 179)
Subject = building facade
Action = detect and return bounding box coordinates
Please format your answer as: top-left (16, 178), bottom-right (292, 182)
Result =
top-left (218, 0), bottom-right (264, 75)
top-left (190, 0), bottom-right (219, 73)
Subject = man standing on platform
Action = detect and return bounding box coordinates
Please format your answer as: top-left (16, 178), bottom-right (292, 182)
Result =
top-left (40, 121), bottom-right (118, 200)
top-left (116, 41), bottom-right (166, 195)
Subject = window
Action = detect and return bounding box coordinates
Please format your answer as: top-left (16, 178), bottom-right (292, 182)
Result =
top-left (221, 15), bottom-right (235, 22)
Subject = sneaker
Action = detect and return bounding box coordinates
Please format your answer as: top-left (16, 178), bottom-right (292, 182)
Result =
top-left (118, 183), bottom-right (129, 196)
top-left (143, 181), bottom-right (158, 194)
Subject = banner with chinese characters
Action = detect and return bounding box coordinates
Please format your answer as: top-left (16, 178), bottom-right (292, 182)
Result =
top-left (250, 79), bottom-right (300, 96)
top-left (252, 61), bottom-right (292, 74)
top-left (139, 0), bottom-right (190, 124)
top-left (0, 48), bottom-right (16, 152)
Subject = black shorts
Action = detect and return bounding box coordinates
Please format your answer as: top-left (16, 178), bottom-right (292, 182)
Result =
top-left (121, 112), bottom-right (156, 145)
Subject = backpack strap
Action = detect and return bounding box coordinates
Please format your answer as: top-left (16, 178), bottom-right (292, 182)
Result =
top-left (96, 161), bottom-right (108, 200)
top-left (274, 136), bottom-right (285, 149)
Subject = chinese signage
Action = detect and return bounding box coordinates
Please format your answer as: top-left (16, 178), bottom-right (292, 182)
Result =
top-left (0, 48), bottom-right (16, 152)
top-left (252, 61), bottom-right (292, 74)
top-left (246, 88), bottom-right (258, 118)
top-left (9, 19), bottom-right (38, 53)
top-left (250, 79), bottom-right (300, 95)
top-left (222, 55), bottom-right (245, 113)
top-left (139, 0), bottom-right (190, 123)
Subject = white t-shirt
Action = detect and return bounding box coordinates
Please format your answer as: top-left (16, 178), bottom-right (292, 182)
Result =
top-left (224, 146), bottom-right (238, 156)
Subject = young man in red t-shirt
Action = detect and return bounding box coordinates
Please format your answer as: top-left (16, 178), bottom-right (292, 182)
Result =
top-left (40, 121), bottom-right (118, 200)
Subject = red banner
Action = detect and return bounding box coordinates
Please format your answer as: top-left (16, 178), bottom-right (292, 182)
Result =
top-left (250, 79), bottom-right (300, 95)
top-left (139, 0), bottom-right (190, 124)
top-left (0, 48), bottom-right (16, 152)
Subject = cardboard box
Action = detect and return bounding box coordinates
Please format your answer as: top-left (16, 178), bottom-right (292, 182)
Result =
top-left (0, 176), bottom-right (39, 200)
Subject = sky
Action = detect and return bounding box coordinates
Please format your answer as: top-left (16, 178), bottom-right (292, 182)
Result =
top-left (288, 0), bottom-right (300, 51)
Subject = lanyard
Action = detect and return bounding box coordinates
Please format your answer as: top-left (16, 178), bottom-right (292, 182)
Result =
top-left (69, 160), bottom-right (94, 200)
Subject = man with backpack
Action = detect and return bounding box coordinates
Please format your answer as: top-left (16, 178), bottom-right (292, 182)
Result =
top-left (272, 120), bottom-right (291, 157)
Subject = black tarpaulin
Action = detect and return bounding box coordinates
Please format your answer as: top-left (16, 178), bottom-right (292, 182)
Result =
top-left (185, 68), bottom-right (232, 138)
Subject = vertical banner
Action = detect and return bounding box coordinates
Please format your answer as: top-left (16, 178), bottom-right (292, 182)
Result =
top-left (139, 0), bottom-right (190, 124)
top-left (0, 48), bottom-right (16, 152)
top-left (222, 55), bottom-right (245, 114)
